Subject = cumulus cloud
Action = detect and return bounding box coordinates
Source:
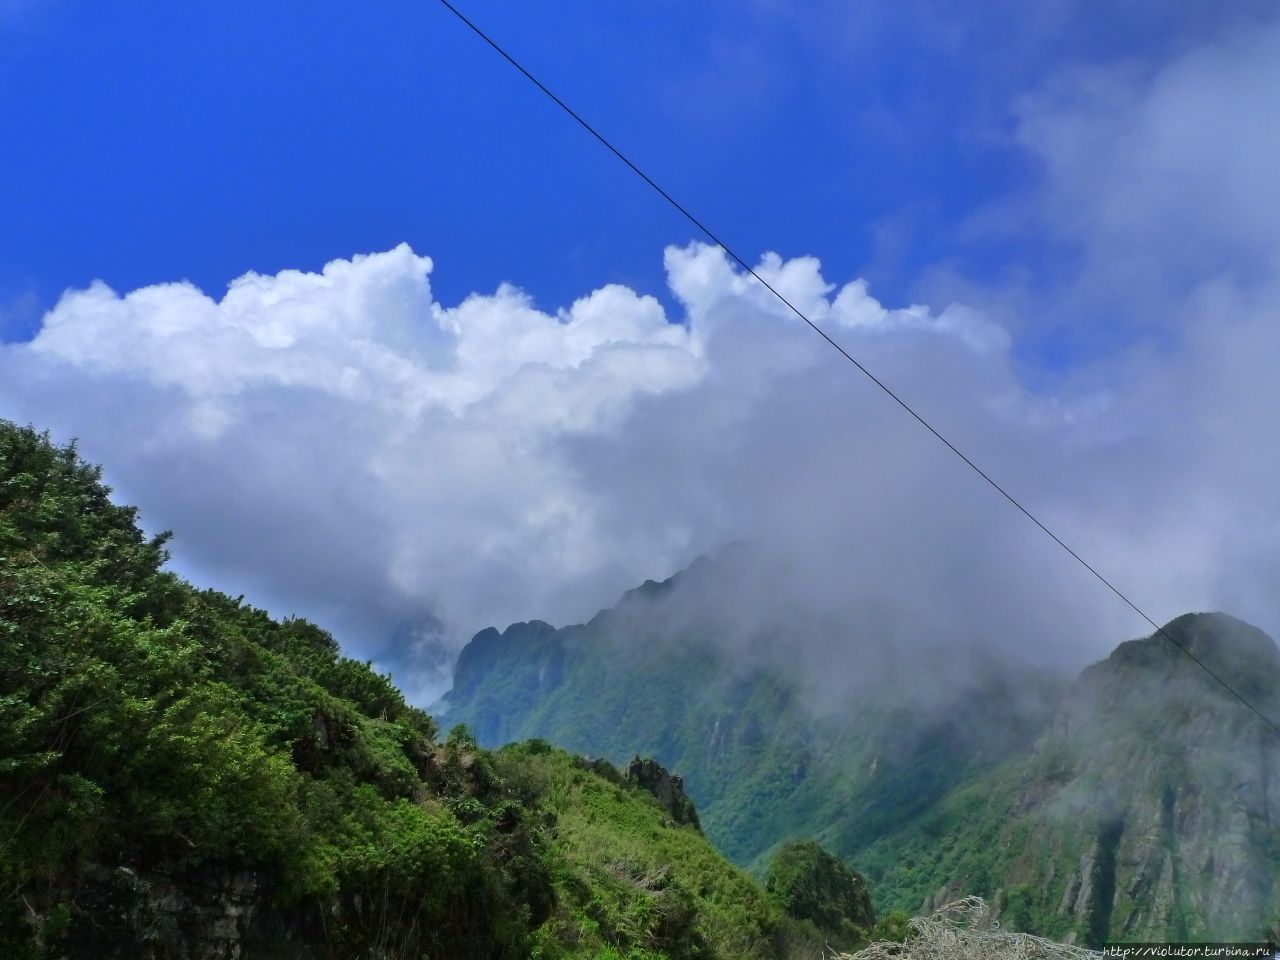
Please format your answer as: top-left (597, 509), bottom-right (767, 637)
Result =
top-left (1, 246), bottom-right (709, 699)
top-left (3, 231), bottom-right (1268, 706)
top-left (6, 9), bottom-right (1280, 706)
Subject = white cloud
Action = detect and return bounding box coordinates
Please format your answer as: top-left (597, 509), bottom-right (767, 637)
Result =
top-left (1, 245), bottom-right (710, 698)
top-left (4, 233), bottom-right (1259, 706)
top-left (7, 11), bottom-right (1280, 707)
top-left (1008, 13), bottom-right (1280, 323)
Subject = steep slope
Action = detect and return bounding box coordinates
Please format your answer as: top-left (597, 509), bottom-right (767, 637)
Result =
top-left (807, 617), bottom-right (1280, 946)
top-left (765, 840), bottom-right (875, 944)
top-left (436, 558), bottom-right (1066, 906)
top-left (440, 560), bottom-right (1280, 944)
top-left (987, 612), bottom-right (1280, 944)
top-left (499, 743), bottom-right (829, 958)
top-left (0, 421), bottom-right (822, 959)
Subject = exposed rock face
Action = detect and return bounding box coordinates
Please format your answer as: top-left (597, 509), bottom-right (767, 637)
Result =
top-left (29, 864), bottom-right (316, 960)
top-left (997, 613), bottom-right (1280, 946)
top-left (626, 756), bottom-right (701, 830)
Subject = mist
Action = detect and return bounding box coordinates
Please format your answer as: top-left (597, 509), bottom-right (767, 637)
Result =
top-left (3, 11), bottom-right (1280, 706)
top-left (1, 232), bottom-right (1274, 707)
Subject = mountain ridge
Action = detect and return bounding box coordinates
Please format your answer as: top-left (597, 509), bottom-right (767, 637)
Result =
top-left (439, 561), bottom-right (1280, 946)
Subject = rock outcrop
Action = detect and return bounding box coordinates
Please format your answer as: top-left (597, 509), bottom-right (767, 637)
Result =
top-left (626, 756), bottom-right (701, 830)
top-left (24, 864), bottom-right (315, 960)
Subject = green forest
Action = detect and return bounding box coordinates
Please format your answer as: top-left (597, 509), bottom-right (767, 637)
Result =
top-left (0, 420), bottom-right (898, 958)
top-left (441, 554), bottom-right (1280, 945)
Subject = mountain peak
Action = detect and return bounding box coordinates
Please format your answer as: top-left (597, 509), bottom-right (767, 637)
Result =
top-left (1105, 611), bottom-right (1280, 688)
top-left (1158, 610), bottom-right (1278, 657)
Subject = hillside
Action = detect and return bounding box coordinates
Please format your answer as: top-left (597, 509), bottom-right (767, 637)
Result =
top-left (0, 421), bottom-right (838, 959)
top-left (849, 613), bottom-right (1280, 944)
top-left (990, 612), bottom-right (1280, 942)
top-left (7, 417), bottom-right (1275, 953)
top-left (436, 557), bottom-right (1064, 897)
top-left (439, 558), bottom-right (1280, 945)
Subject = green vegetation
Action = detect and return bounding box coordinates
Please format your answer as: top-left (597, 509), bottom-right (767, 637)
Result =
top-left (437, 589), bottom-right (1061, 917)
top-left (850, 761), bottom-right (1020, 919)
top-left (497, 742), bottom-right (819, 959)
top-left (440, 553), bottom-right (1280, 944)
top-left (0, 422), bottom-right (825, 958)
top-left (764, 840), bottom-right (874, 949)
top-left (10, 417), bottom-right (1276, 953)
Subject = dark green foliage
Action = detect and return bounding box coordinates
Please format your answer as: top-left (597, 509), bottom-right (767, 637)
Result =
top-left (436, 573), bottom-right (1063, 919)
top-left (497, 744), bottom-right (822, 960)
top-left (849, 759), bottom-right (1021, 922)
top-left (0, 422), bottom-right (810, 959)
top-left (440, 547), bottom-right (1280, 944)
top-left (765, 840), bottom-right (874, 949)
top-left (869, 909), bottom-right (912, 944)
top-left (0, 424), bottom-right (550, 957)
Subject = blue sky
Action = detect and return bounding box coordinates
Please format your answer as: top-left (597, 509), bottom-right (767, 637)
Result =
top-left (3, 1), bottom-right (1280, 700)
top-left (3, 1), bottom-right (1250, 348)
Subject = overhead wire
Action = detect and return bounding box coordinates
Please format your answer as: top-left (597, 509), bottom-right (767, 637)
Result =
top-left (437, 0), bottom-right (1280, 737)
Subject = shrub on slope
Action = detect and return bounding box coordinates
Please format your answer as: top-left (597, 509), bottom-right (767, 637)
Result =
top-left (0, 421), bottom-right (822, 959)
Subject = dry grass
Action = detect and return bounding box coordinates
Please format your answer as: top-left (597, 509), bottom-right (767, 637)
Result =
top-left (838, 897), bottom-right (1102, 960)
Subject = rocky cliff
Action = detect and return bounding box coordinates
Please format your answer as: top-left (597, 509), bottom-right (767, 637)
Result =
top-left (992, 612), bottom-right (1280, 944)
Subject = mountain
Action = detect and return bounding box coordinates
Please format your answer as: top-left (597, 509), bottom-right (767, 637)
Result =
top-left (435, 554), bottom-right (1066, 893)
top-left (9, 416), bottom-right (1273, 953)
top-left (988, 612), bottom-right (1280, 942)
top-left (438, 558), bottom-right (1280, 946)
top-left (0, 421), bottom-right (857, 959)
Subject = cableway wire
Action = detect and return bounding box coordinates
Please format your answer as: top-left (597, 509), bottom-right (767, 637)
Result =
top-left (437, 0), bottom-right (1280, 737)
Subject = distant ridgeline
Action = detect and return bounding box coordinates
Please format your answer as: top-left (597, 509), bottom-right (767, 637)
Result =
top-left (439, 555), bottom-right (1280, 946)
top-left (0, 420), bottom-right (893, 959)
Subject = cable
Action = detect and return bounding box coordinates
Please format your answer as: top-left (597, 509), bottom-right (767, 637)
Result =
top-left (436, 0), bottom-right (1280, 737)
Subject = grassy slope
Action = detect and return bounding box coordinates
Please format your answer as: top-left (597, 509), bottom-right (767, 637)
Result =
top-left (498, 743), bottom-right (815, 960)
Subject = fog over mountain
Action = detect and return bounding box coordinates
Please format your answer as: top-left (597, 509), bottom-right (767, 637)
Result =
top-left (3, 12), bottom-right (1280, 704)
